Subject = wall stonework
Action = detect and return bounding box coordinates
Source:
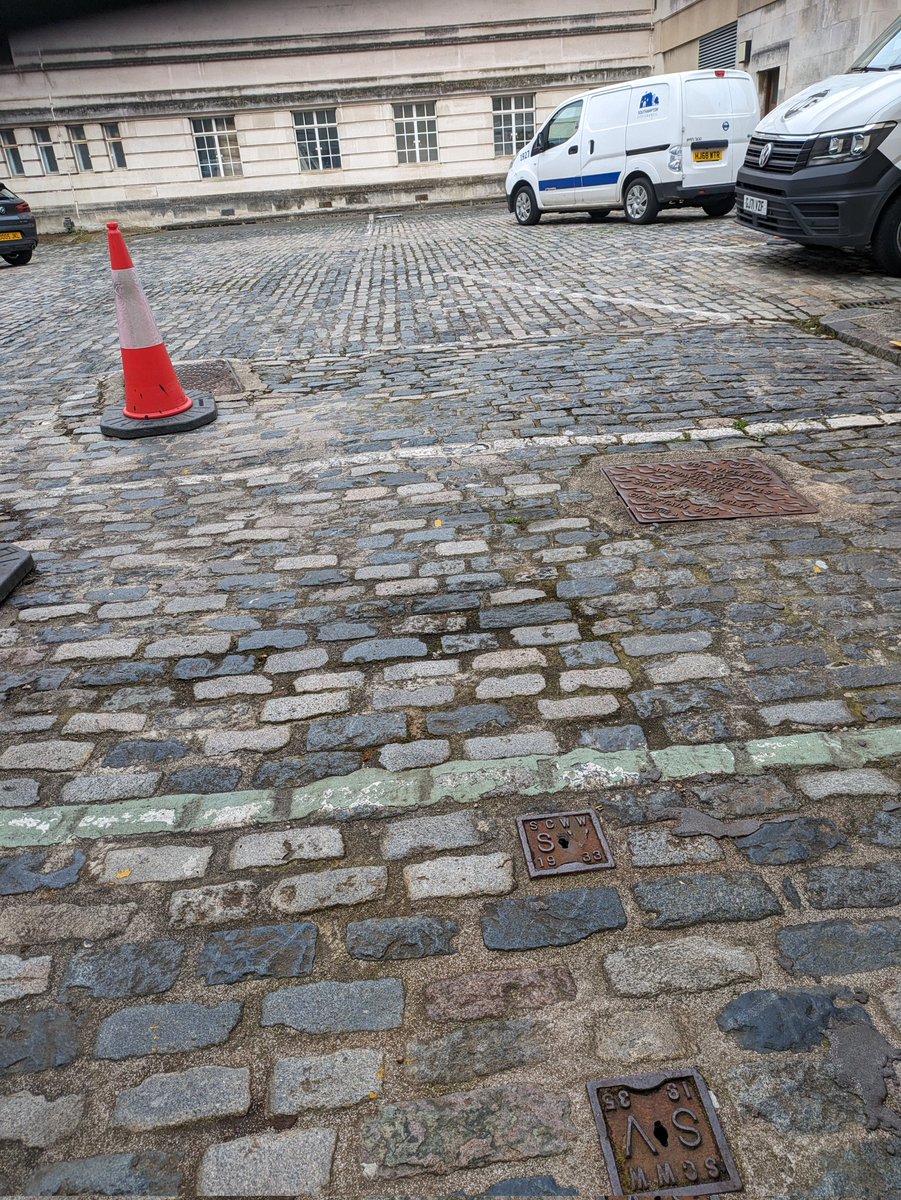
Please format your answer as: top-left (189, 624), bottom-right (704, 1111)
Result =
top-left (656, 0), bottom-right (896, 108)
top-left (0, 0), bottom-right (653, 230)
top-left (2, 0), bottom-right (894, 229)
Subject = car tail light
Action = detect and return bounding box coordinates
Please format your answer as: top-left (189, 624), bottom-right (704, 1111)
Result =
top-left (15, 201), bottom-right (30, 212)
top-left (715, 69), bottom-right (726, 77)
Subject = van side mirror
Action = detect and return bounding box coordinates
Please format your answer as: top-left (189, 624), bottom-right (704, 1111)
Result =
top-left (532, 134), bottom-right (546, 156)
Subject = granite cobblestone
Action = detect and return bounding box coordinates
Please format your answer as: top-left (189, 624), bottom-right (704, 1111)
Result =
top-left (1, 207), bottom-right (900, 1200)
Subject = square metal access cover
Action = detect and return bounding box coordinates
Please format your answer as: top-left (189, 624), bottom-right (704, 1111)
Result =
top-left (174, 359), bottom-right (242, 396)
top-left (587, 1069), bottom-right (742, 1198)
top-left (603, 457), bottom-right (816, 523)
top-left (516, 810), bottom-right (614, 878)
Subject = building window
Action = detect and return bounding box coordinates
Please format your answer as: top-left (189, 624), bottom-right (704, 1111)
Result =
top-left (293, 109), bottom-right (341, 171)
top-left (492, 95), bottom-right (535, 157)
top-left (191, 117), bottom-right (243, 178)
top-left (393, 102), bottom-right (438, 164)
top-left (68, 125), bottom-right (93, 171)
top-left (102, 122), bottom-right (127, 168)
top-left (699, 21), bottom-right (738, 69)
top-left (32, 126), bottom-right (59, 174)
top-left (0, 129), bottom-right (24, 175)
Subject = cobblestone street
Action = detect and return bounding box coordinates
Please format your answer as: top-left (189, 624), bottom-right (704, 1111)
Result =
top-left (1, 204), bottom-right (900, 1198)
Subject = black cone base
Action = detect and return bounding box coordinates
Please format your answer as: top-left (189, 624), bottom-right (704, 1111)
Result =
top-left (0, 544), bottom-right (35, 604)
top-left (100, 391), bottom-right (217, 439)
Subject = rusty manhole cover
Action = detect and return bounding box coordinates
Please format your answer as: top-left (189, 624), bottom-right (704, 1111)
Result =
top-left (603, 457), bottom-right (816, 523)
top-left (174, 359), bottom-right (242, 395)
top-left (516, 810), bottom-right (614, 878)
top-left (587, 1070), bottom-right (742, 1197)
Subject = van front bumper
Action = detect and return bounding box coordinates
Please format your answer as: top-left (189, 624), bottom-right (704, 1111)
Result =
top-left (735, 157), bottom-right (899, 247)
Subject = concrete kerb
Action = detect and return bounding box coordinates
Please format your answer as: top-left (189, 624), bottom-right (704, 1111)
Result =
top-left (2, 725), bottom-right (899, 851)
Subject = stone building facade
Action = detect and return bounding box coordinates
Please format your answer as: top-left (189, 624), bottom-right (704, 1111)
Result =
top-left (0, 0), bottom-right (653, 230)
top-left (655, 0), bottom-right (897, 115)
top-left (0, 0), bottom-right (894, 231)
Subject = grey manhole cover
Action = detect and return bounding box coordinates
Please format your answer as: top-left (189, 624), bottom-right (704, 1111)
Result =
top-left (603, 457), bottom-right (816, 523)
top-left (174, 359), bottom-right (242, 395)
top-left (587, 1069), bottom-right (742, 1197)
top-left (516, 810), bottom-right (614, 878)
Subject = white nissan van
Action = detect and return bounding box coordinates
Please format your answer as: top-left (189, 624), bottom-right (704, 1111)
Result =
top-left (505, 70), bottom-right (759, 226)
top-left (736, 16), bottom-right (901, 274)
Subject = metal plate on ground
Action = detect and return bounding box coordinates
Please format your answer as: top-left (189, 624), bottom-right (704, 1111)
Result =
top-left (587, 1069), bottom-right (742, 1198)
top-left (603, 457), bottom-right (816, 523)
top-left (516, 810), bottom-right (614, 878)
top-left (174, 359), bottom-right (242, 395)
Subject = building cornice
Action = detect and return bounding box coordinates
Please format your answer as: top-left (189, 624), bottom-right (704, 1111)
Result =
top-left (0, 64), bottom-right (653, 122)
top-left (10, 15), bottom-right (653, 73)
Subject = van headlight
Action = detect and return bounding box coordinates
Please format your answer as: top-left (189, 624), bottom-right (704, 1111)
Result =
top-left (668, 146), bottom-right (682, 172)
top-left (808, 122), bottom-right (894, 166)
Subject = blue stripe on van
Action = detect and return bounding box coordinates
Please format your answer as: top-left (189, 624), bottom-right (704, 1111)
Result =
top-left (538, 172), bottom-right (620, 191)
top-left (579, 172), bottom-right (621, 187)
top-left (538, 176), bottom-right (581, 191)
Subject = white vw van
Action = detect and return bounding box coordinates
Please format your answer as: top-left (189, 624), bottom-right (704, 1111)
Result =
top-left (736, 16), bottom-right (901, 274)
top-left (505, 70), bottom-right (759, 226)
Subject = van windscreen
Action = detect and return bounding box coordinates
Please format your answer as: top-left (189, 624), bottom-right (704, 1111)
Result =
top-left (850, 15), bottom-right (901, 71)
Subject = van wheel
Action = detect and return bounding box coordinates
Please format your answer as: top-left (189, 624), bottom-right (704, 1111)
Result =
top-left (588, 209), bottom-right (611, 222)
top-left (872, 195), bottom-right (901, 276)
top-left (513, 186), bottom-right (541, 226)
top-left (1, 248), bottom-right (32, 266)
top-left (623, 177), bottom-right (659, 225)
top-left (701, 196), bottom-right (735, 218)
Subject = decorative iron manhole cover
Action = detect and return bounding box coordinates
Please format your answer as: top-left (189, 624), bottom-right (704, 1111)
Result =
top-left (587, 1070), bottom-right (742, 1197)
top-left (603, 457), bottom-right (815, 523)
top-left (174, 359), bottom-right (242, 396)
top-left (516, 810), bottom-right (614, 878)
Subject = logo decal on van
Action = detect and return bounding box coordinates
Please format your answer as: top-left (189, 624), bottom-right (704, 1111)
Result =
top-left (784, 90), bottom-right (830, 119)
top-left (639, 91), bottom-right (659, 110)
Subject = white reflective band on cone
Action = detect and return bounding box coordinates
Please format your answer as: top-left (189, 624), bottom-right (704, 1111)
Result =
top-left (113, 268), bottom-right (163, 350)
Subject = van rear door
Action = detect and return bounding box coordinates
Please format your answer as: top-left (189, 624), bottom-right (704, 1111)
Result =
top-left (580, 88), bottom-right (629, 208)
top-left (681, 73), bottom-right (757, 191)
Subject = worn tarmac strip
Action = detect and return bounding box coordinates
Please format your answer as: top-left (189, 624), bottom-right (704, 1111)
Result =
top-left (3, 725), bottom-right (899, 850)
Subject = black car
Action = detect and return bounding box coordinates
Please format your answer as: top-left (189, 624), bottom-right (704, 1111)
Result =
top-left (0, 182), bottom-right (37, 266)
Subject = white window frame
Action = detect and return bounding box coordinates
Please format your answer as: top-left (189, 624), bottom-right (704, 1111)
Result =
top-left (68, 124), bottom-right (94, 172)
top-left (32, 126), bottom-right (59, 174)
top-left (393, 102), bottom-right (438, 164)
top-left (191, 116), bottom-right (243, 178)
top-left (293, 108), bottom-right (342, 171)
top-left (492, 94), bottom-right (536, 157)
top-left (102, 122), bottom-right (128, 169)
top-left (0, 128), bottom-right (24, 175)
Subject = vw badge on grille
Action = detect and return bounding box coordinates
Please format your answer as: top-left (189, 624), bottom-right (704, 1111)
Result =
top-left (758, 141), bottom-right (773, 167)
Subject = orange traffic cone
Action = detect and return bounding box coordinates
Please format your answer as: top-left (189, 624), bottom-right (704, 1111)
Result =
top-left (100, 221), bottom-right (217, 439)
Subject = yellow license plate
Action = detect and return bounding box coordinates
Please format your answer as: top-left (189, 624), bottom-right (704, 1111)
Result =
top-left (693, 149), bottom-right (724, 163)
top-left (0, 232), bottom-right (23, 241)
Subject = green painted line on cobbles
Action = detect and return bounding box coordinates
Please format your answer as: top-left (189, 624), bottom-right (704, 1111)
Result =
top-left (650, 743), bottom-right (736, 778)
top-left (1, 724), bottom-right (899, 851)
top-left (290, 770), bottom-right (422, 820)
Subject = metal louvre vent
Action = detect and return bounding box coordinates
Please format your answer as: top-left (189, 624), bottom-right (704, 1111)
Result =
top-left (699, 21), bottom-right (738, 69)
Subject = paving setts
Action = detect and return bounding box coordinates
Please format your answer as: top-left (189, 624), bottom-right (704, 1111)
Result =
top-left (0, 207), bottom-right (900, 1199)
